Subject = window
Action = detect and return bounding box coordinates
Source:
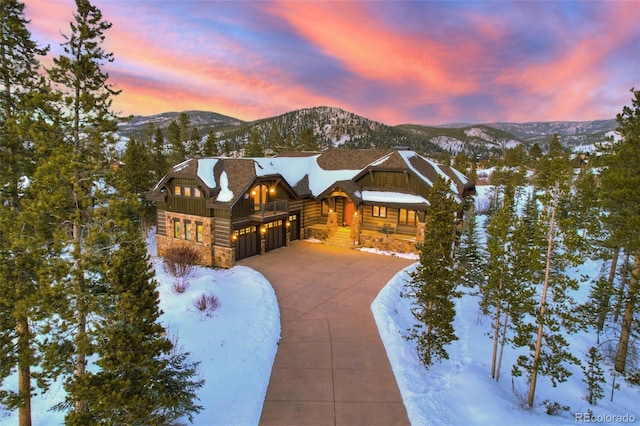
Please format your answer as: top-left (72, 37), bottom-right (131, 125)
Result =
top-left (196, 222), bottom-right (204, 243)
top-left (194, 187), bottom-right (201, 198)
top-left (173, 219), bottom-right (181, 238)
top-left (185, 220), bottom-right (192, 241)
top-left (372, 205), bottom-right (387, 218)
top-left (399, 209), bottom-right (417, 226)
top-left (174, 186), bottom-right (182, 196)
top-left (321, 200), bottom-right (331, 216)
top-left (183, 186), bottom-right (191, 197)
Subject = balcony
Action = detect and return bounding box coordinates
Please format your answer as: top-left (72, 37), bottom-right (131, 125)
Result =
top-left (249, 199), bottom-right (289, 222)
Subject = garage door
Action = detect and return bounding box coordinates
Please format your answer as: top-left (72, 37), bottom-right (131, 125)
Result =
top-left (234, 225), bottom-right (258, 260)
top-left (288, 212), bottom-right (300, 241)
top-left (264, 219), bottom-right (285, 252)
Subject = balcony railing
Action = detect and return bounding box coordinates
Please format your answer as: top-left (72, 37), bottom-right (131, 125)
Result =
top-left (251, 199), bottom-right (288, 218)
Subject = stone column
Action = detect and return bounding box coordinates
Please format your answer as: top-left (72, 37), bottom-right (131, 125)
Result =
top-left (350, 211), bottom-right (361, 246)
top-left (415, 221), bottom-right (425, 244)
top-left (326, 212), bottom-right (338, 238)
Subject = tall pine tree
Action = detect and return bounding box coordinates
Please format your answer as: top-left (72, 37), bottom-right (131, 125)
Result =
top-left (0, 2), bottom-right (60, 424)
top-left (599, 88), bottom-right (640, 373)
top-left (61, 194), bottom-right (203, 424)
top-left (406, 175), bottom-right (460, 366)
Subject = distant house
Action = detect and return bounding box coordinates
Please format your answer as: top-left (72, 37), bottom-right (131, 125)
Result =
top-left (146, 148), bottom-right (475, 268)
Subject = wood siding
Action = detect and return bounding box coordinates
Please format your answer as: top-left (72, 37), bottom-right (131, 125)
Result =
top-left (157, 210), bottom-right (167, 236)
top-left (304, 200), bottom-right (323, 226)
top-left (213, 217), bottom-right (232, 248)
top-left (356, 171), bottom-right (429, 199)
top-left (166, 178), bottom-right (210, 217)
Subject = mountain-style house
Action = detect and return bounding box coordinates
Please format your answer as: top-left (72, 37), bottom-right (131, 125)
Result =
top-left (146, 148), bottom-right (475, 268)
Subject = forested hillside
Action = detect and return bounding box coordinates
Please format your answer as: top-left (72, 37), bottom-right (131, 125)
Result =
top-left (117, 106), bottom-right (617, 161)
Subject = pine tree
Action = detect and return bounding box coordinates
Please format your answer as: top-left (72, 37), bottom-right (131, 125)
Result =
top-left (513, 154), bottom-right (584, 407)
top-left (0, 2), bottom-right (58, 424)
top-left (167, 119), bottom-right (186, 165)
top-left (582, 347), bottom-right (605, 405)
top-left (457, 195), bottom-right (485, 290)
top-left (298, 127), bottom-right (318, 151)
top-left (599, 88), bottom-right (640, 373)
top-left (203, 129), bottom-right (218, 156)
top-left (46, 0), bottom-right (123, 415)
top-left (245, 129), bottom-right (264, 157)
top-left (151, 125), bottom-right (168, 179)
top-left (406, 176), bottom-right (460, 366)
top-left (62, 195), bottom-right (203, 424)
top-left (267, 123), bottom-right (282, 153)
top-left (187, 126), bottom-right (201, 157)
top-left (115, 137), bottom-right (154, 225)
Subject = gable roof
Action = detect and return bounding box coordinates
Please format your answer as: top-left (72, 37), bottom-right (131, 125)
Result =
top-left (146, 149), bottom-right (473, 209)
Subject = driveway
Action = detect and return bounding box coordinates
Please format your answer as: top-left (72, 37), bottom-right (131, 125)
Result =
top-left (239, 241), bottom-right (414, 425)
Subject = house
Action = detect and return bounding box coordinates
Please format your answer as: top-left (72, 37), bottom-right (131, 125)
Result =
top-left (146, 148), bottom-right (475, 268)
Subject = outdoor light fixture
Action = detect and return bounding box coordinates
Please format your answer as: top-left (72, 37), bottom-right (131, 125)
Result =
top-left (260, 227), bottom-right (266, 234)
top-left (329, 209), bottom-right (333, 213)
top-left (231, 234), bottom-right (237, 241)
top-left (286, 221), bottom-right (290, 228)
top-left (251, 190), bottom-right (256, 195)
top-left (270, 187), bottom-right (275, 193)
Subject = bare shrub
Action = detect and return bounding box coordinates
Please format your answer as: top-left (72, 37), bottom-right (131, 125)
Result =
top-left (171, 277), bottom-right (191, 294)
top-left (163, 246), bottom-right (200, 278)
top-left (193, 293), bottom-right (221, 317)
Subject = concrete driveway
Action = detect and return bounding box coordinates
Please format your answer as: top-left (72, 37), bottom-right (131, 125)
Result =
top-left (239, 240), bottom-right (415, 426)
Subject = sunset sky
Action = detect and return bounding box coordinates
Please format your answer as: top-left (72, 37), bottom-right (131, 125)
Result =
top-left (22, 0), bottom-right (640, 125)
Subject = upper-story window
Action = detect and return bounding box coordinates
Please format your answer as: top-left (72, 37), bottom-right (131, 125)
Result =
top-left (251, 184), bottom-right (270, 210)
top-left (173, 184), bottom-right (201, 198)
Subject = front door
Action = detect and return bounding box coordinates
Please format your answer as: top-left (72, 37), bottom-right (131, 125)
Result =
top-left (343, 199), bottom-right (355, 226)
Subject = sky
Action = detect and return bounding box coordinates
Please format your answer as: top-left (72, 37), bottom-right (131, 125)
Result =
top-left (22, 0), bottom-right (640, 126)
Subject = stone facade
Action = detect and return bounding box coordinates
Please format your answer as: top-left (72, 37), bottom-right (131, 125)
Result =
top-left (359, 234), bottom-right (418, 254)
top-left (160, 211), bottom-right (215, 266)
top-left (213, 246), bottom-right (235, 269)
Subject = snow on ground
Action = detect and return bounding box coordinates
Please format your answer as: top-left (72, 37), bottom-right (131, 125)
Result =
top-left (371, 187), bottom-right (640, 426)
top-left (3, 186), bottom-right (639, 425)
top-left (0, 234), bottom-right (280, 426)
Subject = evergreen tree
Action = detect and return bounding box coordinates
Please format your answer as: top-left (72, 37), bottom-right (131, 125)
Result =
top-left (298, 127), bottom-right (318, 151)
top-left (528, 143), bottom-right (543, 167)
top-left (599, 89), bottom-right (640, 373)
top-left (245, 129), bottom-right (264, 157)
top-left (167, 119), bottom-right (186, 165)
top-left (267, 123), bottom-right (282, 153)
top-left (62, 195), bottom-right (203, 424)
top-left (480, 188), bottom-right (538, 382)
top-left (456, 195), bottom-right (485, 290)
top-left (406, 176), bottom-right (460, 366)
top-left (46, 0), bottom-right (123, 415)
top-left (203, 129), bottom-right (218, 156)
top-left (187, 126), bottom-right (201, 157)
top-left (178, 111), bottom-right (190, 142)
top-left (283, 132), bottom-right (294, 151)
top-left (513, 157), bottom-right (583, 407)
top-left (582, 346), bottom-right (605, 405)
top-left (0, 2), bottom-right (59, 424)
top-left (151, 125), bottom-right (168, 179)
top-left (115, 137), bottom-right (154, 225)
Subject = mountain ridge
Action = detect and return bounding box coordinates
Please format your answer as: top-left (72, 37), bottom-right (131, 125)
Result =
top-left (117, 106), bottom-right (617, 157)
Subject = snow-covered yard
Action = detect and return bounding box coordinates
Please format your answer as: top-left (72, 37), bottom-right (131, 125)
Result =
top-left (2, 186), bottom-right (639, 425)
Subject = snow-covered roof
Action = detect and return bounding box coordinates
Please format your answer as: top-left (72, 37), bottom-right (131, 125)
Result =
top-left (361, 190), bottom-right (429, 206)
top-left (147, 149), bottom-right (473, 208)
